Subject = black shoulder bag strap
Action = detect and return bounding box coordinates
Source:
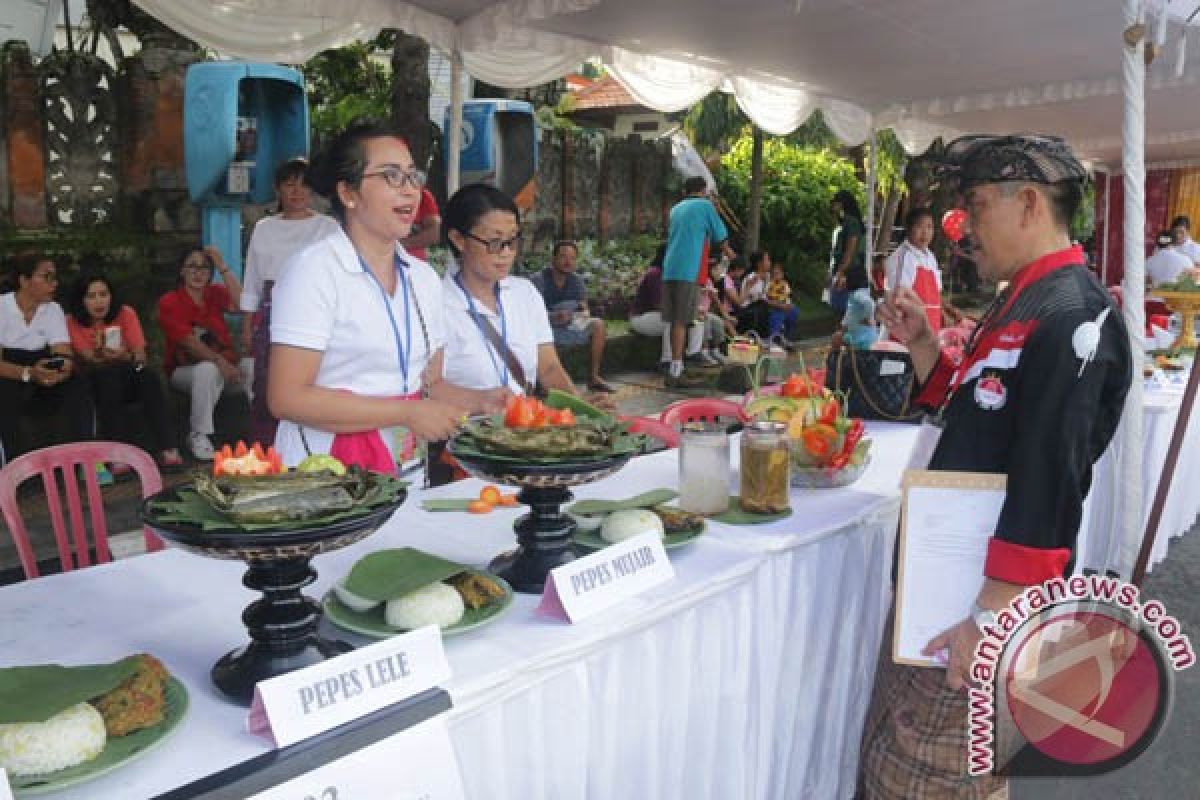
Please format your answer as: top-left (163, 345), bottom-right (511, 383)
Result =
top-left (467, 312), bottom-right (544, 398)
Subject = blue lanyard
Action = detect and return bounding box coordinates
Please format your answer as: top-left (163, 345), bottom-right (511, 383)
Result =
top-left (359, 253), bottom-right (413, 394)
top-left (454, 272), bottom-right (508, 388)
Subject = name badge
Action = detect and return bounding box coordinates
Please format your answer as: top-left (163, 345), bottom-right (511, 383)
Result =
top-left (245, 717), bottom-right (466, 800)
top-left (536, 532), bottom-right (674, 623)
top-left (247, 626), bottom-right (449, 748)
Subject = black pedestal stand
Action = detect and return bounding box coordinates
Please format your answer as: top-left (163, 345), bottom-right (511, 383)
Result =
top-left (488, 486), bottom-right (577, 593)
top-left (212, 558), bottom-right (352, 706)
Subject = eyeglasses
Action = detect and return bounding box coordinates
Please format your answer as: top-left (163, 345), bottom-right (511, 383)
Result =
top-left (362, 166), bottom-right (428, 190)
top-left (34, 271), bottom-right (58, 283)
top-left (464, 231), bottom-right (523, 255)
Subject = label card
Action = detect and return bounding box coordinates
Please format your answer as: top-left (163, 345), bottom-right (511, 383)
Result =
top-left (536, 531), bottom-right (674, 623)
top-left (247, 626), bottom-right (449, 748)
top-left (880, 358), bottom-right (907, 377)
top-left (0, 768), bottom-right (13, 800)
top-left (246, 716), bottom-right (466, 800)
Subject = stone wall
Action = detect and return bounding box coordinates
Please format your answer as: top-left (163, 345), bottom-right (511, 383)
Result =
top-left (526, 128), bottom-right (672, 250)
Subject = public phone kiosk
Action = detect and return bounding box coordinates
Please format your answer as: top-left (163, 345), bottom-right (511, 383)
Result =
top-left (183, 62), bottom-right (309, 279)
top-left (446, 99), bottom-right (538, 211)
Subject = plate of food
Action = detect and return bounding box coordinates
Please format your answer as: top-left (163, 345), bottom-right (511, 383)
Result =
top-left (571, 503), bottom-right (706, 551)
top-left (322, 549), bottom-right (513, 639)
top-left (0, 655), bottom-right (188, 797)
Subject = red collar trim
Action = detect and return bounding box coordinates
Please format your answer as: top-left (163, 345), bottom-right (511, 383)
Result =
top-left (1006, 245), bottom-right (1084, 298)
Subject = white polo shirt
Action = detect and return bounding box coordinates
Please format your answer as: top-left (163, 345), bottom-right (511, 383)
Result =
top-left (0, 293), bottom-right (69, 351)
top-left (1176, 236), bottom-right (1200, 266)
top-left (270, 227), bottom-right (445, 465)
top-left (1146, 247), bottom-right (1193, 286)
top-left (885, 241), bottom-right (941, 291)
top-left (441, 270), bottom-right (553, 394)
top-left (240, 213), bottom-right (340, 311)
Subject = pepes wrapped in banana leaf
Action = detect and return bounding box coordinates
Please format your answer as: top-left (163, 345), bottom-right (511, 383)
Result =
top-left (456, 417), bottom-right (622, 460)
top-left (194, 468), bottom-right (376, 524)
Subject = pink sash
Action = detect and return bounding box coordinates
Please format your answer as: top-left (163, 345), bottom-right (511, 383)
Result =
top-left (328, 391), bottom-right (421, 475)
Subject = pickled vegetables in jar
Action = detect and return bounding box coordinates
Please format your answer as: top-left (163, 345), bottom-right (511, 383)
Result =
top-left (739, 421), bottom-right (790, 514)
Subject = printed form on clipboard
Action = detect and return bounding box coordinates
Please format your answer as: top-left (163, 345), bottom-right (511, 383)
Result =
top-left (894, 470), bottom-right (1007, 667)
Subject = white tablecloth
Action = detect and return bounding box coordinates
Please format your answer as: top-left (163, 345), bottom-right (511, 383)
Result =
top-left (1077, 384), bottom-right (1200, 575)
top-left (0, 423), bottom-right (919, 800)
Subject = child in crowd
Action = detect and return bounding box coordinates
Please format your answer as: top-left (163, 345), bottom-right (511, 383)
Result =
top-left (765, 263), bottom-right (800, 341)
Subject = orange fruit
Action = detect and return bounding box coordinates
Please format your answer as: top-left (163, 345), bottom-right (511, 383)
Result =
top-left (467, 500), bottom-right (494, 514)
top-left (479, 486), bottom-right (503, 505)
top-left (498, 493), bottom-right (520, 507)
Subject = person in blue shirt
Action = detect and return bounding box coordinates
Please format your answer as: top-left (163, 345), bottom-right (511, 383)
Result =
top-left (661, 176), bottom-right (736, 387)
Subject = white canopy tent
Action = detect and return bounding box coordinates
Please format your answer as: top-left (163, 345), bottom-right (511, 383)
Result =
top-left (119, 0), bottom-right (1200, 578)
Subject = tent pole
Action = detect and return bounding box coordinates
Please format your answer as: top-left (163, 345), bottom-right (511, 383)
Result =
top-left (447, 50), bottom-right (464, 195)
top-left (1102, 171), bottom-right (1112, 284)
top-left (1117, 0), bottom-right (1147, 580)
top-left (865, 127), bottom-right (878, 263)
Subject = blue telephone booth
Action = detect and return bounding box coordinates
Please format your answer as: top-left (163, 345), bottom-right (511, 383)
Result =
top-left (446, 99), bottom-right (537, 211)
top-left (184, 62), bottom-right (309, 278)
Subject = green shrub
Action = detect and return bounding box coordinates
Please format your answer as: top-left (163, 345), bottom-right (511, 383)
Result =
top-left (718, 136), bottom-right (862, 298)
top-left (514, 234), bottom-right (661, 319)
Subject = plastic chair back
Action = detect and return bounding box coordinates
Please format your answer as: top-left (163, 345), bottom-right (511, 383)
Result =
top-left (659, 398), bottom-right (747, 430)
top-left (620, 416), bottom-right (681, 450)
top-left (0, 441), bottom-right (164, 580)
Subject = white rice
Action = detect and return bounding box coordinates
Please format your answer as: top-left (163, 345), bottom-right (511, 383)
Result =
top-left (385, 582), bottom-right (465, 630)
top-left (0, 702), bottom-right (107, 777)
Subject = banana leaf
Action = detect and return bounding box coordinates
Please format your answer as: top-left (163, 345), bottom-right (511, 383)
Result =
top-left (452, 418), bottom-right (645, 464)
top-left (544, 389), bottom-right (612, 422)
top-left (342, 548), bottom-right (467, 602)
top-left (0, 657), bottom-right (141, 724)
top-left (567, 489), bottom-right (679, 516)
top-left (147, 474), bottom-right (407, 532)
top-left (710, 496), bottom-right (793, 525)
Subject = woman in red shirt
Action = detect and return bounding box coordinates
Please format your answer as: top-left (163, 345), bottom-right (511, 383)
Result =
top-left (67, 271), bottom-right (182, 468)
top-left (157, 247), bottom-right (251, 461)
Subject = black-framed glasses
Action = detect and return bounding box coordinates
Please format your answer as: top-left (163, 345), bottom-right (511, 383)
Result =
top-left (363, 166), bottom-right (428, 190)
top-left (464, 231), bottom-right (523, 255)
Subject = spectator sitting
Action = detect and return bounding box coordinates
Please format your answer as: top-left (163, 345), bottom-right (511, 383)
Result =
top-left (530, 240), bottom-right (614, 393)
top-left (737, 250), bottom-right (771, 336)
top-left (0, 254), bottom-right (92, 462)
top-left (67, 269), bottom-right (182, 469)
top-left (629, 245), bottom-right (709, 369)
top-left (765, 262), bottom-right (801, 342)
top-left (158, 247), bottom-right (252, 461)
top-left (240, 157), bottom-right (340, 447)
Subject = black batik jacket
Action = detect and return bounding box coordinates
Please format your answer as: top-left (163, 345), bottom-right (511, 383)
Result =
top-left (914, 246), bottom-right (1132, 585)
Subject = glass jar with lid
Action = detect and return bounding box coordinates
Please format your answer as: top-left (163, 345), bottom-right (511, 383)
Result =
top-left (678, 423), bottom-right (730, 514)
top-left (739, 421), bottom-right (791, 514)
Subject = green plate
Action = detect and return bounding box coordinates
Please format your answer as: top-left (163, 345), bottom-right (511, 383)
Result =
top-left (572, 522), bottom-right (705, 552)
top-left (12, 678), bottom-right (189, 797)
top-left (322, 572), bottom-right (514, 639)
top-left (709, 496), bottom-right (793, 525)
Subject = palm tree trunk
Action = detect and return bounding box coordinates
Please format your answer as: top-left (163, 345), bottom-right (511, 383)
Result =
top-left (747, 125), bottom-right (764, 253)
top-left (389, 30), bottom-right (432, 171)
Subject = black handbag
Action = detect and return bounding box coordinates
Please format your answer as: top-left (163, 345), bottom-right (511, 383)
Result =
top-left (825, 346), bottom-right (923, 423)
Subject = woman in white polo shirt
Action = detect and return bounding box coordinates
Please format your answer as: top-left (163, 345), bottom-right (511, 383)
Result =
top-left (0, 254), bottom-right (91, 460)
top-left (268, 122), bottom-right (506, 470)
top-left (440, 183), bottom-right (576, 396)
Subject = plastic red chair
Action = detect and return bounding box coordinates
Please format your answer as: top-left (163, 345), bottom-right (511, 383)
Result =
top-left (0, 441), bottom-right (164, 580)
top-left (620, 416), bottom-right (681, 449)
top-left (659, 398), bottom-right (747, 429)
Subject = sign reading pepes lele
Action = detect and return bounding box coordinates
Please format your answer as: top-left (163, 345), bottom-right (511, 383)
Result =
top-left (968, 574), bottom-right (1194, 777)
top-left (248, 626), bottom-right (450, 749)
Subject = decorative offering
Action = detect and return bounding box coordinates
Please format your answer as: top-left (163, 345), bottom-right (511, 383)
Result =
top-left (448, 391), bottom-right (639, 593)
top-left (739, 421), bottom-right (791, 514)
top-left (678, 424), bottom-right (731, 514)
top-left (323, 548), bottom-right (513, 639)
top-left (572, 504), bottom-right (705, 552)
top-left (141, 451), bottom-right (407, 706)
top-left (745, 373), bottom-right (872, 489)
top-left (1156, 280), bottom-right (1200, 351)
top-left (0, 655), bottom-right (187, 796)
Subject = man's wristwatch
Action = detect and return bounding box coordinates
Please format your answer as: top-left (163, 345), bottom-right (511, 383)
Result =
top-left (971, 602), bottom-right (998, 631)
top-left (21, 366), bottom-right (31, 383)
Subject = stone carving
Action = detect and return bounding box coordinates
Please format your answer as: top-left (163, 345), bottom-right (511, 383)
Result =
top-left (40, 50), bottom-right (119, 225)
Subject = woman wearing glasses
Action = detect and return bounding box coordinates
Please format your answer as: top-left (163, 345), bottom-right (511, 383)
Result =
top-left (0, 254), bottom-right (92, 460)
top-left (240, 157), bottom-right (339, 445)
top-left (440, 183), bottom-right (576, 398)
top-left (157, 246), bottom-right (252, 461)
top-left (268, 121), bottom-right (504, 471)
